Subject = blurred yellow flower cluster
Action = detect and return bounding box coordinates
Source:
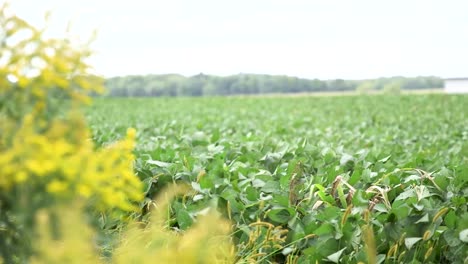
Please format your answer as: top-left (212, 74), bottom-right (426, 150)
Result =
top-left (113, 185), bottom-right (235, 264)
top-left (31, 205), bottom-right (102, 264)
top-left (30, 186), bottom-right (235, 264)
top-left (0, 113), bottom-right (142, 211)
top-left (0, 3), bottom-right (142, 212)
top-left (0, 7), bottom-right (103, 102)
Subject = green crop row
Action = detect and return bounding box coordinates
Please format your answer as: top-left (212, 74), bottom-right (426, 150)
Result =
top-left (87, 95), bottom-right (468, 263)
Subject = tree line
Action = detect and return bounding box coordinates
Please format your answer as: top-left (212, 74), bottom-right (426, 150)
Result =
top-left (104, 74), bottom-right (443, 97)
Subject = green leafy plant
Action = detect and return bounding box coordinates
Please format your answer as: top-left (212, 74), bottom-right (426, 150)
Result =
top-left (88, 94), bottom-right (467, 263)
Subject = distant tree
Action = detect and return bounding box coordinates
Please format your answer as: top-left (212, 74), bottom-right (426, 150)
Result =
top-left (357, 81), bottom-right (375, 94)
top-left (102, 74), bottom-right (442, 97)
top-left (203, 82), bottom-right (217, 95)
top-left (383, 81), bottom-right (402, 95)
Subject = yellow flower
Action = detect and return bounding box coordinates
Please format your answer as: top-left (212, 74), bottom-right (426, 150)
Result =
top-left (34, 101), bottom-right (46, 112)
top-left (77, 184), bottom-right (92, 198)
top-left (46, 180), bottom-right (67, 194)
top-left (15, 171), bottom-right (28, 183)
top-left (26, 160), bottom-right (46, 175)
top-left (32, 87), bottom-right (46, 98)
top-left (126, 127), bottom-right (137, 139)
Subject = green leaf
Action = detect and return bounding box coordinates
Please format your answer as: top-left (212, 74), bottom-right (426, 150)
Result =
top-left (262, 180), bottom-right (280, 193)
top-left (279, 173), bottom-right (291, 189)
top-left (245, 186), bottom-right (258, 201)
top-left (252, 178), bottom-right (265, 188)
top-left (376, 254), bottom-right (386, 264)
top-left (444, 210), bottom-right (457, 229)
top-left (267, 208), bottom-right (292, 224)
top-left (192, 194), bottom-right (204, 202)
top-left (391, 202), bottom-right (411, 219)
top-left (404, 237), bottom-right (422, 250)
top-left (378, 155), bottom-right (391, 163)
top-left (314, 222), bottom-right (334, 236)
top-left (282, 247), bottom-right (294, 255)
top-left (147, 159), bottom-right (172, 167)
top-left (415, 214), bottom-right (429, 224)
top-left (395, 189), bottom-right (415, 201)
top-left (459, 229), bottom-right (468, 243)
top-left (220, 187), bottom-right (238, 200)
top-left (444, 230), bottom-right (461, 247)
top-left (340, 154), bottom-right (354, 166)
top-left (326, 247), bottom-right (346, 263)
top-left (176, 209), bottom-right (193, 230)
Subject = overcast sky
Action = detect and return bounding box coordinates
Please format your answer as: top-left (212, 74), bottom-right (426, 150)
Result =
top-left (10, 0), bottom-right (468, 79)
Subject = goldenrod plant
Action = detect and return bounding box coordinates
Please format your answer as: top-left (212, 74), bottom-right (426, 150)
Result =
top-left (30, 204), bottom-right (102, 264)
top-left (113, 185), bottom-right (235, 264)
top-left (0, 4), bottom-right (142, 262)
top-left (29, 186), bottom-right (235, 264)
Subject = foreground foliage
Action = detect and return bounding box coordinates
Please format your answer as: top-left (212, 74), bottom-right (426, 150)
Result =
top-left (0, 5), bottom-right (233, 264)
top-left (31, 186), bottom-right (234, 264)
top-left (0, 4), bottom-right (143, 261)
top-left (88, 95), bottom-right (468, 263)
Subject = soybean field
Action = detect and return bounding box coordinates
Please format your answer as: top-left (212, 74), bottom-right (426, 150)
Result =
top-left (86, 94), bottom-right (468, 263)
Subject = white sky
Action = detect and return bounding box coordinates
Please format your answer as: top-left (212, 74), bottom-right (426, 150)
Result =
top-left (9, 0), bottom-right (468, 79)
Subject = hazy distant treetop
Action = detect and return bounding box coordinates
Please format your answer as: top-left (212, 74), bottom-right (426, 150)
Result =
top-left (104, 74), bottom-right (443, 97)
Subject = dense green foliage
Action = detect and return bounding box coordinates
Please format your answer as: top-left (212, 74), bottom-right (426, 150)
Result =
top-left (104, 74), bottom-right (443, 97)
top-left (6, 3), bottom-right (464, 263)
top-left (87, 95), bottom-right (468, 263)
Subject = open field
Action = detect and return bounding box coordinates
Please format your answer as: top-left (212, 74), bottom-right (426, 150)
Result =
top-left (86, 94), bottom-right (468, 263)
top-left (3, 4), bottom-right (466, 263)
